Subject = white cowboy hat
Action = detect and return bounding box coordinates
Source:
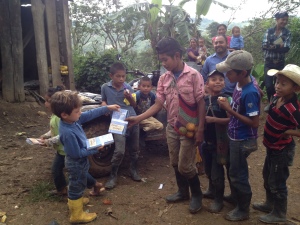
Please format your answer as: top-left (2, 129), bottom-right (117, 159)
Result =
top-left (267, 64), bottom-right (300, 87)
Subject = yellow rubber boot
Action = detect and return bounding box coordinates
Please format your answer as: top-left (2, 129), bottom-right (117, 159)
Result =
top-left (82, 197), bottom-right (89, 205)
top-left (68, 198), bottom-right (97, 224)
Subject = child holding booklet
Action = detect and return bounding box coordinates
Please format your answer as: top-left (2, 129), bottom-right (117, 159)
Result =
top-left (50, 90), bottom-right (119, 224)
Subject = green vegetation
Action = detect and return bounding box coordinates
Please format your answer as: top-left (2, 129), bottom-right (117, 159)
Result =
top-left (26, 181), bottom-right (61, 203)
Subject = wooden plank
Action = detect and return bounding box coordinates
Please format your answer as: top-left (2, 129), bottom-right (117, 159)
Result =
top-left (45, 0), bottom-right (62, 87)
top-left (0, 0), bottom-right (25, 102)
top-left (31, 0), bottom-right (49, 96)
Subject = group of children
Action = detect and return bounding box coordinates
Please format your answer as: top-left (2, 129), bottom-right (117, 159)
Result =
top-left (38, 36), bottom-right (299, 224)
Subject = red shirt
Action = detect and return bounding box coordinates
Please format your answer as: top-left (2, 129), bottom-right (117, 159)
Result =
top-left (156, 63), bottom-right (204, 127)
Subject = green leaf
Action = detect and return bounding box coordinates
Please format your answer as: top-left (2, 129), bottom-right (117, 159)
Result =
top-left (196, 0), bottom-right (212, 16)
top-left (150, 0), bottom-right (162, 22)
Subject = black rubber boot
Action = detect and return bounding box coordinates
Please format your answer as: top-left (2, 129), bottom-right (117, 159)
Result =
top-left (223, 193), bottom-right (236, 205)
top-left (259, 196), bottom-right (287, 223)
top-left (252, 190), bottom-right (274, 213)
top-left (203, 179), bottom-right (214, 199)
top-left (130, 158), bottom-right (141, 181)
top-left (166, 167), bottom-right (190, 203)
top-left (208, 181), bottom-right (224, 213)
top-left (188, 175), bottom-right (202, 214)
top-left (225, 193), bottom-right (250, 221)
top-left (105, 164), bottom-right (119, 189)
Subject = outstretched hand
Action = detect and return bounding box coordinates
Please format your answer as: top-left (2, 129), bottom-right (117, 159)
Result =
top-left (125, 116), bottom-right (139, 128)
top-left (107, 104), bottom-right (120, 111)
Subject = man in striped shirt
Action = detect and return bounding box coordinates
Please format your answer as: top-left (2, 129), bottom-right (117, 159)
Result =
top-left (253, 64), bottom-right (300, 224)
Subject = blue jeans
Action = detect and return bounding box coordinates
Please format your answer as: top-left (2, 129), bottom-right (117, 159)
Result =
top-left (51, 153), bottom-right (67, 192)
top-left (264, 62), bottom-right (284, 101)
top-left (229, 139), bottom-right (257, 209)
top-left (202, 142), bottom-right (225, 187)
top-left (111, 124), bottom-right (139, 165)
top-left (65, 157), bottom-right (96, 200)
top-left (263, 141), bottom-right (294, 200)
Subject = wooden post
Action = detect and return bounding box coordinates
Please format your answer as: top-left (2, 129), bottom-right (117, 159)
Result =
top-left (45, 0), bottom-right (62, 87)
top-left (31, 0), bottom-right (49, 96)
top-left (57, 0), bottom-right (75, 90)
top-left (0, 0), bottom-right (25, 102)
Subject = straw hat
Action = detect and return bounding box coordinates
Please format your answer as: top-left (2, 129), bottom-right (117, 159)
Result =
top-left (267, 64), bottom-right (300, 87)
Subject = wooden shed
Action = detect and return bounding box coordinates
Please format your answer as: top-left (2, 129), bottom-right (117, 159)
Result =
top-left (0, 0), bottom-right (75, 102)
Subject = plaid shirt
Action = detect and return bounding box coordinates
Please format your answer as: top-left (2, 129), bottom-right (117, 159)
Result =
top-left (263, 94), bottom-right (300, 150)
top-left (262, 26), bottom-right (291, 64)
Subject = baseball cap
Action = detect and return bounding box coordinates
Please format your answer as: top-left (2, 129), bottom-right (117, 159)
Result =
top-left (216, 50), bottom-right (254, 73)
top-left (207, 69), bottom-right (224, 77)
top-left (156, 37), bottom-right (185, 54)
top-left (267, 64), bottom-right (300, 87)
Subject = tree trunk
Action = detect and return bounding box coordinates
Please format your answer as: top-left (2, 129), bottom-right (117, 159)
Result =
top-left (0, 0), bottom-right (25, 102)
top-left (45, 0), bottom-right (62, 87)
top-left (31, 0), bottom-right (49, 96)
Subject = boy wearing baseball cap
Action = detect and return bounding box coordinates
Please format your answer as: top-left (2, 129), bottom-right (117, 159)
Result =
top-left (252, 64), bottom-right (300, 224)
top-left (216, 50), bottom-right (261, 221)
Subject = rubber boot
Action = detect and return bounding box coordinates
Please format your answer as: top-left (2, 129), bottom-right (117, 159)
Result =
top-left (105, 164), bottom-right (119, 189)
top-left (252, 190), bottom-right (274, 213)
top-left (82, 197), bottom-right (89, 205)
top-left (259, 197), bottom-right (287, 223)
top-left (68, 198), bottom-right (97, 224)
top-left (130, 158), bottom-right (141, 181)
top-left (208, 182), bottom-right (224, 213)
top-left (203, 179), bottom-right (214, 199)
top-left (187, 174), bottom-right (202, 214)
top-left (225, 193), bottom-right (250, 221)
top-left (166, 167), bottom-right (190, 203)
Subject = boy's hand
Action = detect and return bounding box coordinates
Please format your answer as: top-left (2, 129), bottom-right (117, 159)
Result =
top-left (125, 116), bottom-right (139, 128)
top-left (205, 116), bottom-right (215, 124)
top-left (194, 129), bottom-right (204, 146)
top-left (124, 89), bottom-right (131, 99)
top-left (217, 97), bottom-right (231, 111)
top-left (97, 146), bottom-right (105, 151)
top-left (107, 104), bottom-right (120, 111)
top-left (38, 139), bottom-right (47, 146)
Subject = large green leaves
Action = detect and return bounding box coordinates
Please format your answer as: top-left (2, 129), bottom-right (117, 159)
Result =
top-left (196, 0), bottom-right (212, 16)
top-left (150, 0), bottom-right (162, 22)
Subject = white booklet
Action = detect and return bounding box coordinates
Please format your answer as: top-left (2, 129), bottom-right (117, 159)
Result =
top-left (86, 133), bottom-right (114, 150)
top-left (26, 138), bottom-right (42, 145)
top-left (108, 109), bottom-right (128, 136)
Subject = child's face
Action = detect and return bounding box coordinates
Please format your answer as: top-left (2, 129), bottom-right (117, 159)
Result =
top-left (276, 17), bottom-right (288, 29)
top-left (158, 53), bottom-right (181, 73)
top-left (217, 26), bottom-right (227, 35)
top-left (62, 107), bottom-right (82, 123)
top-left (198, 39), bottom-right (205, 47)
top-left (44, 95), bottom-right (51, 110)
top-left (206, 74), bottom-right (225, 95)
top-left (110, 70), bottom-right (126, 88)
top-left (139, 80), bottom-right (152, 95)
top-left (233, 28), bottom-right (240, 37)
top-left (275, 74), bottom-right (299, 98)
top-left (226, 70), bottom-right (241, 83)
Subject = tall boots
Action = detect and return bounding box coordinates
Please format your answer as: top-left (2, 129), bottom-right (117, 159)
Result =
top-left (203, 179), bottom-right (214, 199)
top-left (130, 158), bottom-right (141, 181)
top-left (252, 190), bottom-right (274, 213)
top-left (208, 180), bottom-right (224, 213)
top-left (166, 167), bottom-right (190, 202)
top-left (187, 175), bottom-right (202, 213)
top-left (105, 164), bottom-right (119, 189)
top-left (68, 198), bottom-right (97, 224)
top-left (225, 193), bottom-right (251, 221)
top-left (259, 195), bottom-right (287, 223)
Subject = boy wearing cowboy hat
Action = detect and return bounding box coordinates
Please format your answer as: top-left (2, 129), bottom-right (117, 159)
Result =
top-left (253, 64), bottom-right (300, 224)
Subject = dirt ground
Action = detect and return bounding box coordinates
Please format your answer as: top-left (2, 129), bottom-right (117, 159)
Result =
top-left (0, 97), bottom-right (300, 225)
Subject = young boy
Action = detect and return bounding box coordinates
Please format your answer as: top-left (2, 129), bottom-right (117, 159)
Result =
top-left (126, 37), bottom-right (205, 214)
top-left (101, 62), bottom-right (141, 189)
top-left (197, 37), bottom-right (207, 65)
top-left (135, 76), bottom-right (163, 132)
top-left (230, 26), bottom-right (244, 51)
top-left (216, 50), bottom-right (260, 221)
top-left (252, 64), bottom-right (300, 224)
top-left (202, 70), bottom-right (230, 213)
top-left (50, 91), bottom-right (120, 224)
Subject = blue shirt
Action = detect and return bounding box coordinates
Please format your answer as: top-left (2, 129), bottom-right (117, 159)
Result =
top-left (135, 90), bottom-right (156, 115)
top-left (228, 81), bottom-right (260, 140)
top-left (230, 35), bottom-right (244, 49)
top-left (59, 106), bottom-right (110, 160)
top-left (201, 51), bottom-right (236, 95)
top-left (101, 81), bottom-right (136, 117)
